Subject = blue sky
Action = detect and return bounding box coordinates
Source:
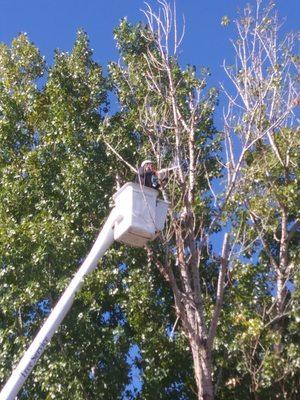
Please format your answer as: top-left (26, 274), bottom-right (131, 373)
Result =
top-left (1, 0), bottom-right (299, 87)
top-left (1, 0), bottom-right (299, 131)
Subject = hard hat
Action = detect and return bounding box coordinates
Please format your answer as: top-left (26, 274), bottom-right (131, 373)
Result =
top-left (141, 159), bottom-right (153, 167)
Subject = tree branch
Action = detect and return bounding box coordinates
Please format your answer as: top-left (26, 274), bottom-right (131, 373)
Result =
top-left (207, 233), bottom-right (230, 350)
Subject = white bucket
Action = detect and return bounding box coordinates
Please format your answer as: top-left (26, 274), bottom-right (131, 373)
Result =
top-left (113, 183), bottom-right (168, 247)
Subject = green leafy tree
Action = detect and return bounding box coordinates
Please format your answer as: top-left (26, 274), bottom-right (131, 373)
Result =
top-left (0, 28), bottom-right (196, 400)
top-left (0, 31), bottom-right (134, 399)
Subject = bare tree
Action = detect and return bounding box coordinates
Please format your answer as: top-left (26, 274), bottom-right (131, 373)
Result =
top-left (222, 0), bottom-right (300, 395)
top-left (109, 1), bottom-right (233, 398)
top-left (223, 0), bottom-right (299, 323)
top-left (138, 3), bottom-right (235, 399)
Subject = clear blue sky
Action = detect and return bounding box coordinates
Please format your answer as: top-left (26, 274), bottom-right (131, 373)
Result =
top-left (1, 0), bottom-right (298, 84)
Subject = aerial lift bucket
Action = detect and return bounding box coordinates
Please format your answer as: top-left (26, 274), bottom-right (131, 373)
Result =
top-left (113, 182), bottom-right (168, 246)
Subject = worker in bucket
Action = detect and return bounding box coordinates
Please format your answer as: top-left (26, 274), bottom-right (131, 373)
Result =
top-left (135, 159), bottom-right (160, 190)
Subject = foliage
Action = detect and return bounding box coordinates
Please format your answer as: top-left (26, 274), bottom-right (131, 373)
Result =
top-left (0, 31), bottom-right (132, 399)
top-left (0, 29), bottom-right (197, 400)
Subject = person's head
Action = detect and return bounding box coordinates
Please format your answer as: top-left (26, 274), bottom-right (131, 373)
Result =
top-left (141, 159), bottom-right (154, 172)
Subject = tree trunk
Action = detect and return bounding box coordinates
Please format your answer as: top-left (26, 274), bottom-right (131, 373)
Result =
top-left (182, 301), bottom-right (215, 400)
top-left (190, 339), bottom-right (214, 400)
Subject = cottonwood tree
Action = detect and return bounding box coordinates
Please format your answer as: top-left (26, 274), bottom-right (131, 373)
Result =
top-left (0, 32), bottom-right (134, 399)
top-left (0, 30), bottom-right (195, 400)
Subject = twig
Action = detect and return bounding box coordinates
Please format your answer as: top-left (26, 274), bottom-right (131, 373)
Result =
top-left (102, 139), bottom-right (137, 174)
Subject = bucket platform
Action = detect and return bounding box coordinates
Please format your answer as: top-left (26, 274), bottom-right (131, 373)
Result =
top-left (113, 182), bottom-right (169, 247)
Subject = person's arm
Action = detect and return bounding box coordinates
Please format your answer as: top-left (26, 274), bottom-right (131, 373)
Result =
top-left (135, 167), bottom-right (144, 184)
